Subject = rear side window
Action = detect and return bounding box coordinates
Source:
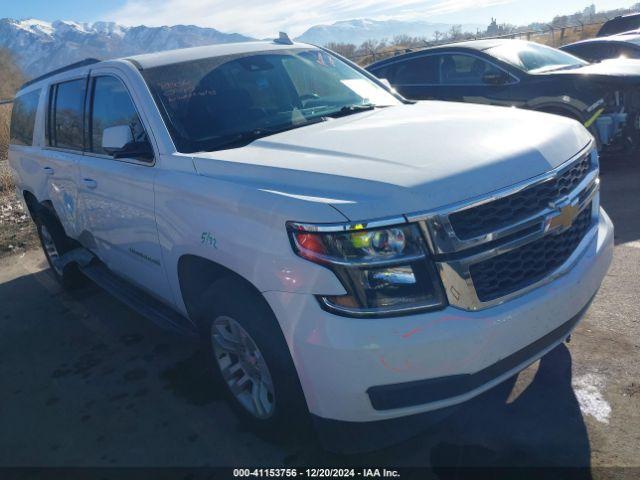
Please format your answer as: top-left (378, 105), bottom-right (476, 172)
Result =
top-left (48, 78), bottom-right (86, 151)
top-left (89, 76), bottom-right (147, 155)
top-left (10, 90), bottom-right (40, 146)
top-left (369, 64), bottom-right (397, 82)
top-left (390, 56), bottom-right (439, 85)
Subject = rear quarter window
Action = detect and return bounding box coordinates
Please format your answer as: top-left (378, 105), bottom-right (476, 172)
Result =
top-left (10, 89), bottom-right (41, 146)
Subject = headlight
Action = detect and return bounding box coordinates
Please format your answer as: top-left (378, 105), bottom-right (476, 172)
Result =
top-left (287, 221), bottom-right (447, 317)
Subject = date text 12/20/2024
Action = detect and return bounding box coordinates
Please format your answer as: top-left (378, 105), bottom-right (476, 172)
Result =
top-left (233, 469), bottom-right (401, 478)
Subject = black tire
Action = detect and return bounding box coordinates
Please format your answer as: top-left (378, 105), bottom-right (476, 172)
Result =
top-left (35, 208), bottom-right (85, 289)
top-left (197, 277), bottom-right (310, 435)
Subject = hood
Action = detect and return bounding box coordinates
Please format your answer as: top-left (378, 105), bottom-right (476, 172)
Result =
top-left (543, 58), bottom-right (640, 84)
top-left (191, 101), bottom-right (592, 221)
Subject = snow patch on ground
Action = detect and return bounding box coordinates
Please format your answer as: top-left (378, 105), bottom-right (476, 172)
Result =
top-left (573, 373), bottom-right (611, 424)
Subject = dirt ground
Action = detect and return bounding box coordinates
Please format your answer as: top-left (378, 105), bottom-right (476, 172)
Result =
top-left (0, 160), bottom-right (38, 258)
top-left (0, 154), bottom-right (638, 476)
top-left (0, 192), bottom-right (38, 258)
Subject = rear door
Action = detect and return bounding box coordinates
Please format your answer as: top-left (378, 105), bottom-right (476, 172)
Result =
top-left (43, 77), bottom-right (88, 238)
top-left (76, 69), bottom-right (174, 303)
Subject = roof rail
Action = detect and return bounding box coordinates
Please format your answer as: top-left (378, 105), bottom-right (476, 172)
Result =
top-left (20, 58), bottom-right (101, 90)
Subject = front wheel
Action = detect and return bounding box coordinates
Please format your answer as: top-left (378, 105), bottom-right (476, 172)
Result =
top-left (211, 314), bottom-right (276, 419)
top-left (198, 278), bottom-right (309, 433)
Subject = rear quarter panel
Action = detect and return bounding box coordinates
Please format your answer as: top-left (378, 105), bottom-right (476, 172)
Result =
top-left (8, 86), bottom-right (49, 208)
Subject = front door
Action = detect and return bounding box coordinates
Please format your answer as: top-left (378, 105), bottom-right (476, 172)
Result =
top-left (76, 71), bottom-right (174, 303)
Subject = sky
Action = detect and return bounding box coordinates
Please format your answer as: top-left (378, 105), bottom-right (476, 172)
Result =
top-left (1, 0), bottom-right (638, 37)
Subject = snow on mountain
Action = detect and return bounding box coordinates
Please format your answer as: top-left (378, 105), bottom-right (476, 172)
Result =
top-left (0, 16), bottom-right (489, 79)
top-left (0, 18), bottom-right (254, 78)
top-left (295, 18), bottom-right (484, 46)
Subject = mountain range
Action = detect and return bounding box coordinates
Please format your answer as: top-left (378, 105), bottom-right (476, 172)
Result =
top-left (0, 17), bottom-right (484, 79)
top-left (295, 18), bottom-right (484, 46)
top-left (0, 18), bottom-right (253, 78)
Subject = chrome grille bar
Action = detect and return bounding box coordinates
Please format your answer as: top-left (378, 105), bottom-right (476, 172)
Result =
top-left (407, 144), bottom-right (597, 255)
top-left (408, 142), bottom-right (600, 311)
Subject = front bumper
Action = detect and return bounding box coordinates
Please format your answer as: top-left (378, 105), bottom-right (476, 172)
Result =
top-left (263, 208), bottom-right (614, 423)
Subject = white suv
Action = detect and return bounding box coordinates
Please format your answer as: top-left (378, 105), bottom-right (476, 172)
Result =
top-left (8, 39), bottom-right (614, 450)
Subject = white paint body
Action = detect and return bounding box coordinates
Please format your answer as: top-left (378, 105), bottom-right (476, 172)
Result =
top-left (9, 42), bottom-right (614, 423)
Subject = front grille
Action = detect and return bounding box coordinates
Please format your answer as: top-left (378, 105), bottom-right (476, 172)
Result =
top-left (469, 204), bottom-right (593, 302)
top-left (449, 155), bottom-right (592, 240)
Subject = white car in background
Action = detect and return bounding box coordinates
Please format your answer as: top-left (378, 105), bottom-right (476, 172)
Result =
top-left (8, 38), bottom-right (613, 451)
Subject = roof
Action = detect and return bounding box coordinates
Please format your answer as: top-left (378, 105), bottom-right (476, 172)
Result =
top-left (17, 39), bottom-right (314, 92)
top-left (125, 40), bottom-right (312, 69)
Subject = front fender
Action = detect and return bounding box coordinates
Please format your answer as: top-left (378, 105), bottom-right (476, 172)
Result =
top-left (153, 168), bottom-right (348, 316)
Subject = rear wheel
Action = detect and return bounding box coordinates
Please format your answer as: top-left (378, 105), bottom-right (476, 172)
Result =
top-left (35, 208), bottom-right (85, 289)
top-left (197, 277), bottom-right (309, 433)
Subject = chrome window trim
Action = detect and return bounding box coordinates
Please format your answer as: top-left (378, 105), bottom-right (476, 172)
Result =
top-left (406, 141), bottom-right (597, 255)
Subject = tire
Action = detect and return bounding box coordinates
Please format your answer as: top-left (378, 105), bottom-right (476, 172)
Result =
top-left (35, 208), bottom-right (85, 289)
top-left (197, 277), bottom-right (309, 435)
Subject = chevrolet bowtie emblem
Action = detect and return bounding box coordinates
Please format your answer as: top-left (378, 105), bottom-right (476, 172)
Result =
top-left (546, 202), bottom-right (580, 233)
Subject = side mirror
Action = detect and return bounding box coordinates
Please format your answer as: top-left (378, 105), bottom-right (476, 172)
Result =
top-left (378, 78), bottom-right (392, 89)
top-left (102, 125), bottom-right (153, 161)
top-left (482, 72), bottom-right (510, 85)
top-left (102, 125), bottom-right (133, 154)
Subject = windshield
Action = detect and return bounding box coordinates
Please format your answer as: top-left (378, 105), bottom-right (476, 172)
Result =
top-left (141, 48), bottom-right (401, 153)
top-left (486, 41), bottom-right (588, 73)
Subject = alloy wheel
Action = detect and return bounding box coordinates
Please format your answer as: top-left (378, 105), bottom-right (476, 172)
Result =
top-left (210, 315), bottom-right (275, 419)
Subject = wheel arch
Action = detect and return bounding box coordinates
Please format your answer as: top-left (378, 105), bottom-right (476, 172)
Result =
top-left (21, 190), bottom-right (42, 219)
top-left (534, 103), bottom-right (585, 122)
top-left (534, 103), bottom-right (602, 150)
top-left (177, 254), bottom-right (273, 325)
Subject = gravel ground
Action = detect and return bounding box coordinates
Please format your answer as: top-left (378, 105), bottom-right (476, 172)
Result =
top-left (0, 154), bottom-right (637, 476)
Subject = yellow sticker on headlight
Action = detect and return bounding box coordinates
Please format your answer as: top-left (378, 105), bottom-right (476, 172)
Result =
top-left (350, 232), bottom-right (370, 248)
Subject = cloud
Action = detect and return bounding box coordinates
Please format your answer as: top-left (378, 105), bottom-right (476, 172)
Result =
top-left (106, 0), bottom-right (512, 38)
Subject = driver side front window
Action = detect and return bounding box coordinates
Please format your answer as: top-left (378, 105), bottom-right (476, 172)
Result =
top-left (438, 54), bottom-right (507, 85)
top-left (90, 76), bottom-right (147, 156)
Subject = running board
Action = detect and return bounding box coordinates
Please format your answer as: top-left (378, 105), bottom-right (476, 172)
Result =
top-left (79, 262), bottom-right (198, 338)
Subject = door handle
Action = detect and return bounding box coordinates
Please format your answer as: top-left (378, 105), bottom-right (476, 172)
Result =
top-left (43, 166), bottom-right (54, 175)
top-left (83, 178), bottom-right (98, 189)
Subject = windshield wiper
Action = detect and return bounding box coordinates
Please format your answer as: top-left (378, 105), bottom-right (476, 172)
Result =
top-left (324, 103), bottom-right (376, 119)
top-left (204, 116), bottom-right (328, 152)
